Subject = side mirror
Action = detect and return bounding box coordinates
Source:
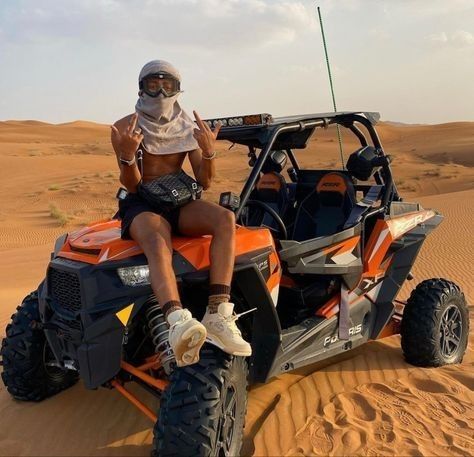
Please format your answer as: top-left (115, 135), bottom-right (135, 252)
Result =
top-left (116, 187), bottom-right (128, 200)
top-left (346, 146), bottom-right (386, 181)
top-left (219, 192), bottom-right (240, 211)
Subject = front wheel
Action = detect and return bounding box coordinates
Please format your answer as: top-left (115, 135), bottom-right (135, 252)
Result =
top-left (1, 291), bottom-right (79, 401)
top-left (401, 278), bottom-right (469, 367)
top-left (153, 344), bottom-right (248, 456)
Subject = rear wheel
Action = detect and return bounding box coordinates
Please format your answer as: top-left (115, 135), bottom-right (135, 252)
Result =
top-left (1, 291), bottom-right (79, 401)
top-left (154, 344), bottom-right (248, 456)
top-left (401, 278), bottom-right (469, 367)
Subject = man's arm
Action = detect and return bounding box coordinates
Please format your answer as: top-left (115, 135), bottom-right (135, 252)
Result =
top-left (111, 113), bottom-right (143, 193)
top-left (190, 110), bottom-right (221, 190)
top-left (188, 149), bottom-right (215, 190)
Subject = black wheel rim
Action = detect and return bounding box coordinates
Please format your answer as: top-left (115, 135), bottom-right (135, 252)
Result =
top-left (43, 342), bottom-right (67, 382)
top-left (216, 381), bottom-right (237, 456)
top-left (439, 304), bottom-right (463, 359)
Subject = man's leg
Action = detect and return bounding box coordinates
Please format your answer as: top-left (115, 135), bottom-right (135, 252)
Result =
top-left (178, 200), bottom-right (235, 284)
top-left (129, 212), bottom-right (207, 365)
top-left (129, 212), bottom-right (181, 317)
top-left (178, 200), bottom-right (251, 356)
top-left (178, 199), bottom-right (235, 307)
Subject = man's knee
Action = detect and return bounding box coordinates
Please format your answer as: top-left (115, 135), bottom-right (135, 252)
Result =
top-left (141, 232), bottom-right (171, 259)
top-left (216, 208), bottom-right (236, 234)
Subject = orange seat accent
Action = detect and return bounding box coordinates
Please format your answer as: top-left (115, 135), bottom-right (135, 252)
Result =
top-left (316, 172), bottom-right (348, 195)
top-left (256, 172), bottom-right (283, 192)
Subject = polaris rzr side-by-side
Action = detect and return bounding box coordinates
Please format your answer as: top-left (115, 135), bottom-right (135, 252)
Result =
top-left (1, 111), bottom-right (469, 456)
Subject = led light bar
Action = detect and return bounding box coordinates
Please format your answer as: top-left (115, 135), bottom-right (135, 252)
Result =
top-left (204, 113), bottom-right (273, 129)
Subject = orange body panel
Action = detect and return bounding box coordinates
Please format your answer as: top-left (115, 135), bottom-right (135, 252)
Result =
top-left (364, 209), bottom-right (435, 276)
top-left (316, 209), bottom-right (436, 319)
top-left (59, 220), bottom-right (141, 264)
top-left (267, 250), bottom-right (282, 291)
top-left (59, 220), bottom-right (276, 270)
top-left (171, 226), bottom-right (276, 271)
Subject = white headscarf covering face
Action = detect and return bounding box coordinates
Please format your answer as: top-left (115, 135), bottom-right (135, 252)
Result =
top-left (135, 60), bottom-right (198, 155)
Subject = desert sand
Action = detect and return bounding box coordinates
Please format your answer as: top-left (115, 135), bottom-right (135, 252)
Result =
top-left (0, 118), bottom-right (473, 456)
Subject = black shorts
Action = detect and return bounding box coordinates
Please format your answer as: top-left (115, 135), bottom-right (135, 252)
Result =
top-left (118, 192), bottom-right (182, 240)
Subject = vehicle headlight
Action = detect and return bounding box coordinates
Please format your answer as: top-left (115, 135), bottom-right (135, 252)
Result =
top-left (117, 265), bottom-right (150, 286)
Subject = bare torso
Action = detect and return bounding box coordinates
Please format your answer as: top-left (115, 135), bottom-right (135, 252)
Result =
top-left (114, 114), bottom-right (189, 182)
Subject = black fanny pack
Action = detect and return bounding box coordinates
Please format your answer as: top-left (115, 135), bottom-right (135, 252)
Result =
top-left (136, 148), bottom-right (202, 209)
top-left (138, 170), bottom-right (202, 209)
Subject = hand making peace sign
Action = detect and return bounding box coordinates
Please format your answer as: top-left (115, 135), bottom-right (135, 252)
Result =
top-left (193, 110), bottom-right (221, 158)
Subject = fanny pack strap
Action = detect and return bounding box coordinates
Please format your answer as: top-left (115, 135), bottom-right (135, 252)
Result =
top-left (158, 181), bottom-right (180, 206)
top-left (178, 172), bottom-right (199, 200)
top-left (137, 148), bottom-right (144, 178)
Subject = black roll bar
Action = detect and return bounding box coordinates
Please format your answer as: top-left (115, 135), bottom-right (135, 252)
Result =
top-left (236, 119), bottom-right (327, 218)
top-left (348, 124), bottom-right (368, 147)
top-left (235, 114), bottom-right (400, 219)
top-left (349, 114), bottom-right (383, 149)
top-left (285, 148), bottom-right (300, 172)
top-left (350, 114), bottom-right (400, 204)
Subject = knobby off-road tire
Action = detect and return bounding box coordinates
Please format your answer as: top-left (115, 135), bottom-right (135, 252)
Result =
top-left (401, 278), bottom-right (469, 367)
top-left (1, 291), bottom-right (79, 401)
top-left (154, 344), bottom-right (248, 457)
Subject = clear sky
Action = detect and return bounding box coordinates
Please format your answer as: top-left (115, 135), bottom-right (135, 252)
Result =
top-left (1, 0), bottom-right (473, 124)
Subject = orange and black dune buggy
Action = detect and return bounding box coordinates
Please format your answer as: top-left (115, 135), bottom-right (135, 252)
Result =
top-left (1, 112), bottom-right (469, 456)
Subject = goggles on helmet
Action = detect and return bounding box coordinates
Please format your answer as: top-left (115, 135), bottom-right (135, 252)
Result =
top-left (139, 72), bottom-right (181, 97)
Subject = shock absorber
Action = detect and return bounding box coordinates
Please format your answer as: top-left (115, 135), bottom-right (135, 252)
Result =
top-left (145, 301), bottom-right (175, 374)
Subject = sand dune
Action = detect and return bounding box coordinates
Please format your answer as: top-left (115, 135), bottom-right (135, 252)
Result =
top-left (245, 329), bottom-right (473, 456)
top-left (0, 118), bottom-right (473, 456)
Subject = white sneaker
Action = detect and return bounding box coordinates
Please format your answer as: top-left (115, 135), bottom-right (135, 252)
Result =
top-left (201, 302), bottom-right (253, 356)
top-left (167, 309), bottom-right (207, 367)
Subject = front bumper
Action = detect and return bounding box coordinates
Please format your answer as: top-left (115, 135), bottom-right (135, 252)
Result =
top-left (38, 255), bottom-right (153, 389)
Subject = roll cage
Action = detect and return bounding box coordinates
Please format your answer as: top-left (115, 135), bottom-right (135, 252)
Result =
top-left (214, 111), bottom-right (401, 220)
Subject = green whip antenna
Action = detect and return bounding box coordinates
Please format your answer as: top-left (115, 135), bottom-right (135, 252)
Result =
top-left (317, 6), bottom-right (345, 169)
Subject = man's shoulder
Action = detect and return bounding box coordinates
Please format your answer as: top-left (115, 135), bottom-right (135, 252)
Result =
top-left (114, 114), bottom-right (134, 130)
